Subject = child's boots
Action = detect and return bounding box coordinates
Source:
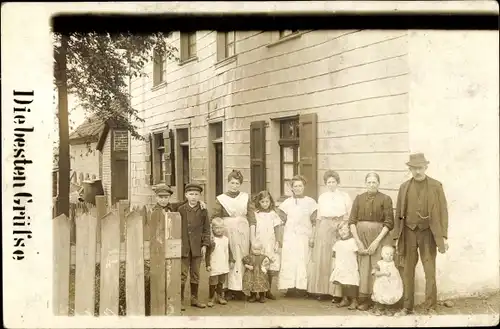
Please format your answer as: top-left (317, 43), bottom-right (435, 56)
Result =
top-left (207, 285), bottom-right (216, 308)
top-left (217, 284), bottom-right (228, 305)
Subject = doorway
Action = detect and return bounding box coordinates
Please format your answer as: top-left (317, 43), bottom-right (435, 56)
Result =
top-left (208, 121), bottom-right (224, 207)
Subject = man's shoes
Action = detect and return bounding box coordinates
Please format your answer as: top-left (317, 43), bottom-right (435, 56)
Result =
top-left (191, 297), bottom-right (206, 308)
top-left (394, 308), bottom-right (413, 316)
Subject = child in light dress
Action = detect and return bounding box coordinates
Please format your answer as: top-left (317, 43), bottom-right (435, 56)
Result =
top-left (329, 221), bottom-right (360, 310)
top-left (206, 217), bottom-right (235, 307)
top-left (250, 190), bottom-right (284, 300)
top-left (371, 245), bottom-right (404, 316)
top-left (242, 241), bottom-right (272, 303)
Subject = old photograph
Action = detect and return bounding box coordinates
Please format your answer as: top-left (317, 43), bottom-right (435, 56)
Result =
top-left (2, 1), bottom-right (499, 328)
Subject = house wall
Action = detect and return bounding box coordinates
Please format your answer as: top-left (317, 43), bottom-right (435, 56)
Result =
top-left (69, 141), bottom-right (99, 184)
top-left (101, 133), bottom-right (112, 206)
top-left (407, 30), bottom-right (499, 300)
top-left (129, 30), bottom-right (410, 207)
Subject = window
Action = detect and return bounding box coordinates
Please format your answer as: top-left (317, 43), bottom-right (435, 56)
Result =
top-left (176, 128), bottom-right (190, 198)
top-left (226, 31), bottom-right (236, 58)
top-left (279, 118), bottom-right (300, 196)
top-left (152, 50), bottom-right (166, 87)
top-left (217, 31), bottom-right (236, 61)
top-left (250, 121), bottom-right (266, 195)
top-left (149, 130), bottom-right (176, 186)
top-left (180, 32), bottom-right (197, 62)
top-left (279, 30), bottom-right (299, 39)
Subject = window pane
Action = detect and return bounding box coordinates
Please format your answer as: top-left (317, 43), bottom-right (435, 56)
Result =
top-left (188, 32), bottom-right (196, 57)
top-left (227, 31), bottom-right (235, 44)
top-left (280, 119), bottom-right (299, 139)
top-left (283, 180), bottom-right (293, 197)
top-left (283, 163), bottom-right (294, 180)
top-left (227, 43), bottom-right (235, 57)
top-left (283, 146), bottom-right (294, 162)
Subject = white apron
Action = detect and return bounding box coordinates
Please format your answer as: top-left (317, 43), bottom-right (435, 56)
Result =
top-left (278, 197), bottom-right (317, 290)
top-left (254, 211), bottom-right (282, 272)
top-left (217, 192), bottom-right (250, 291)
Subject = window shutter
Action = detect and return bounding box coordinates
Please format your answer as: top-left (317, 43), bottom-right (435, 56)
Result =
top-left (163, 129), bottom-right (174, 186)
top-left (144, 134), bottom-right (153, 185)
top-left (180, 33), bottom-right (189, 62)
top-left (299, 113), bottom-right (318, 200)
top-left (216, 32), bottom-right (226, 62)
top-left (250, 120), bottom-right (266, 196)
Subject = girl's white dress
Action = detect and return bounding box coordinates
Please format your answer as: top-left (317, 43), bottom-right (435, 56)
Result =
top-left (254, 210), bottom-right (282, 272)
top-left (329, 237), bottom-right (359, 286)
top-left (209, 235), bottom-right (230, 277)
top-left (371, 260), bottom-right (404, 305)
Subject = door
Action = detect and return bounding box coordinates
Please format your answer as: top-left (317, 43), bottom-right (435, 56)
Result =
top-left (181, 145), bottom-right (190, 195)
top-left (214, 142), bottom-right (223, 197)
top-left (112, 159), bottom-right (128, 205)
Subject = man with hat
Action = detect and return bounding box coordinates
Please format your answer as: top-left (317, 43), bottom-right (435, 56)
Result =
top-left (177, 182), bottom-right (211, 310)
top-left (153, 182), bottom-right (206, 212)
top-left (393, 153), bottom-right (449, 316)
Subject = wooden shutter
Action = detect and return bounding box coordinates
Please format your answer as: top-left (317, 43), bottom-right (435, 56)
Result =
top-left (144, 134), bottom-right (153, 185)
top-left (163, 129), bottom-right (174, 186)
top-left (180, 33), bottom-right (189, 62)
top-left (250, 121), bottom-right (266, 196)
top-left (299, 113), bottom-right (318, 200)
top-left (216, 32), bottom-right (226, 62)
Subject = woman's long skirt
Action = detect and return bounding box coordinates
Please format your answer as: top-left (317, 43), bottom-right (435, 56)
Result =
top-left (307, 216), bottom-right (344, 297)
top-left (356, 221), bottom-right (391, 297)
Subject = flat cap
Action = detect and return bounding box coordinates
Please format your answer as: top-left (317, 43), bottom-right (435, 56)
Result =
top-left (153, 183), bottom-right (174, 196)
top-left (185, 183), bottom-right (203, 193)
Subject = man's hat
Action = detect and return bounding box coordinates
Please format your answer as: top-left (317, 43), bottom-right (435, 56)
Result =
top-left (153, 183), bottom-right (174, 196)
top-left (185, 183), bottom-right (203, 193)
top-left (406, 153), bottom-right (430, 167)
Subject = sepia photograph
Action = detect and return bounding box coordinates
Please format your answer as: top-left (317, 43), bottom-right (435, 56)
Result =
top-left (2, 1), bottom-right (499, 328)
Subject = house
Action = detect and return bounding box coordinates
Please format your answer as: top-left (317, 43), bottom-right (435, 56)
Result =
top-left (129, 30), bottom-right (499, 301)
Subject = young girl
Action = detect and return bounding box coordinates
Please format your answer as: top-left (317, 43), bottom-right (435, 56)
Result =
top-left (206, 217), bottom-right (235, 307)
top-left (250, 190), bottom-right (283, 300)
top-left (242, 241), bottom-right (272, 303)
top-left (329, 221), bottom-right (360, 310)
top-left (371, 245), bottom-right (404, 316)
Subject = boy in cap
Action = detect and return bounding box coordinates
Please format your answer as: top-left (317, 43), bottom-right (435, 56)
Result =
top-left (177, 183), bottom-right (211, 310)
top-left (153, 182), bottom-right (206, 212)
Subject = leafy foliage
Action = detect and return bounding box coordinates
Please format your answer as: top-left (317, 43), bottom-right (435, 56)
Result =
top-left (53, 32), bottom-right (178, 141)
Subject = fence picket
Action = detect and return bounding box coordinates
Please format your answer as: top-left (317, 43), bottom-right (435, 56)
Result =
top-left (149, 209), bottom-right (166, 315)
top-left (53, 214), bottom-right (71, 316)
top-left (96, 196), bottom-right (106, 244)
top-left (125, 210), bottom-right (146, 315)
top-left (99, 211), bottom-right (120, 316)
top-left (165, 212), bottom-right (182, 315)
top-left (74, 211), bottom-right (98, 315)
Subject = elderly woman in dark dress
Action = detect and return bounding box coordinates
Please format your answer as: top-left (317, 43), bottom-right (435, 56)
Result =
top-left (349, 172), bottom-right (394, 311)
top-left (210, 170), bottom-right (255, 301)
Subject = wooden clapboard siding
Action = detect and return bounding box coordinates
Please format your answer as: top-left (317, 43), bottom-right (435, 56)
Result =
top-left (98, 211), bottom-right (120, 316)
top-left (148, 209), bottom-right (166, 315)
top-left (74, 211), bottom-right (98, 315)
top-left (250, 120), bottom-right (266, 195)
top-left (53, 214), bottom-right (71, 316)
top-left (125, 210), bottom-right (146, 315)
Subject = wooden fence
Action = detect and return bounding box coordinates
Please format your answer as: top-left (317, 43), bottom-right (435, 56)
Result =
top-left (53, 196), bottom-right (182, 316)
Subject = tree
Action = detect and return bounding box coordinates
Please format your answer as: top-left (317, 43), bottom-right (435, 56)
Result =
top-left (53, 32), bottom-right (178, 216)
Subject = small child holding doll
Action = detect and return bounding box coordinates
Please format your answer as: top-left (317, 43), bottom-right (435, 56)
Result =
top-left (249, 190), bottom-right (284, 300)
top-left (205, 217), bottom-right (235, 307)
top-left (371, 245), bottom-right (404, 316)
top-left (242, 241), bottom-right (272, 303)
top-left (329, 221), bottom-right (360, 310)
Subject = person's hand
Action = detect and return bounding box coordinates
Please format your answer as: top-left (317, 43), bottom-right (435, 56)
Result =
top-left (439, 238), bottom-right (449, 254)
top-left (206, 266), bottom-right (211, 272)
top-left (199, 201), bottom-right (207, 210)
top-left (355, 239), bottom-right (366, 251)
top-left (229, 261), bottom-right (235, 269)
top-left (358, 249), bottom-right (368, 256)
top-left (309, 238), bottom-right (315, 248)
top-left (274, 242), bottom-right (279, 253)
top-left (201, 246), bottom-right (207, 258)
top-left (366, 239), bottom-right (380, 255)
top-left (245, 264), bottom-right (254, 270)
top-left (371, 269), bottom-right (377, 275)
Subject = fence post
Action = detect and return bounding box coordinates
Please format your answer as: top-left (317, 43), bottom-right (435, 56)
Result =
top-left (149, 208), bottom-right (166, 315)
top-left (53, 214), bottom-right (71, 315)
top-left (165, 212), bottom-right (182, 315)
top-left (125, 210), bottom-right (146, 315)
top-left (74, 206), bottom-right (98, 316)
top-left (95, 196), bottom-right (106, 244)
top-left (99, 211), bottom-right (120, 316)
top-left (118, 200), bottom-right (129, 243)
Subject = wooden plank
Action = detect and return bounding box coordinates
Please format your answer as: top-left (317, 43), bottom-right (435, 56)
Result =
top-left (118, 200), bottom-right (129, 243)
top-left (125, 210), bottom-right (146, 315)
top-left (74, 211), bottom-right (98, 316)
top-left (149, 209), bottom-right (166, 315)
top-left (98, 211), bottom-right (120, 316)
top-left (165, 212), bottom-right (182, 315)
top-left (96, 196), bottom-right (106, 244)
top-left (53, 214), bottom-right (71, 316)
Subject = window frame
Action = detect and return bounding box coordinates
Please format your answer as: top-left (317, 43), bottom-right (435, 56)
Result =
top-left (152, 50), bottom-right (166, 87)
top-left (153, 132), bottom-right (166, 184)
top-left (279, 30), bottom-right (299, 39)
top-left (278, 117), bottom-right (300, 197)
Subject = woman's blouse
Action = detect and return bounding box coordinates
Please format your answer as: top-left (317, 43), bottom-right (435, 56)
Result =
top-left (210, 190), bottom-right (255, 225)
top-left (317, 189), bottom-right (352, 218)
top-left (348, 192), bottom-right (394, 230)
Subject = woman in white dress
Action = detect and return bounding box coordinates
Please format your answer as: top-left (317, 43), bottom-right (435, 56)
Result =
top-left (278, 175), bottom-right (318, 298)
top-left (308, 170), bottom-right (352, 301)
top-left (210, 170), bottom-right (254, 300)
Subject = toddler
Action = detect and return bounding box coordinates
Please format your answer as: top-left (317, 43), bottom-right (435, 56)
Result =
top-left (371, 245), bottom-right (404, 316)
top-left (242, 241), bottom-right (271, 303)
top-left (329, 221), bottom-right (360, 310)
top-left (206, 217), bottom-right (235, 307)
